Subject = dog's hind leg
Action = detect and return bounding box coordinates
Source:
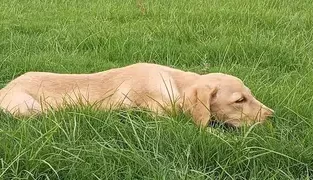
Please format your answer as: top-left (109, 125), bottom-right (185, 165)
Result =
top-left (0, 91), bottom-right (42, 116)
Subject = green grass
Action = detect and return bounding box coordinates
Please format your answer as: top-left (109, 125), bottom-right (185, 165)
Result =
top-left (1, 0), bottom-right (313, 179)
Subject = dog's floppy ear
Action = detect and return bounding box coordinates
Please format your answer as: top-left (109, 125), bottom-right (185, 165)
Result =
top-left (181, 85), bottom-right (217, 127)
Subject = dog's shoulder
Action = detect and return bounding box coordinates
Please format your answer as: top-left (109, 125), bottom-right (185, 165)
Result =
top-left (125, 62), bottom-right (183, 73)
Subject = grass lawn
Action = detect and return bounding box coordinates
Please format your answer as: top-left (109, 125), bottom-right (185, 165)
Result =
top-left (1, 0), bottom-right (313, 179)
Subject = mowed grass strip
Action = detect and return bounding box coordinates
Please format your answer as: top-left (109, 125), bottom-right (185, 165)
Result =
top-left (0, 0), bottom-right (313, 179)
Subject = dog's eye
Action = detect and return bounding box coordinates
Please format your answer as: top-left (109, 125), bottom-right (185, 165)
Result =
top-left (235, 97), bottom-right (246, 103)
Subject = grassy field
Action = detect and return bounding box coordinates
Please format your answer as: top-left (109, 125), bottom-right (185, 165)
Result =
top-left (1, 0), bottom-right (313, 179)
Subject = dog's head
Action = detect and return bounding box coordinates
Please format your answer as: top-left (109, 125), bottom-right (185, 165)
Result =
top-left (183, 73), bottom-right (274, 127)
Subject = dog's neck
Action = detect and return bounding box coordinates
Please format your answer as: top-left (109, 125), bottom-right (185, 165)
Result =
top-left (169, 70), bottom-right (201, 92)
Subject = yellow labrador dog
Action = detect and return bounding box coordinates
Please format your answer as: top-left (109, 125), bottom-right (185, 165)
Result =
top-left (0, 63), bottom-right (273, 127)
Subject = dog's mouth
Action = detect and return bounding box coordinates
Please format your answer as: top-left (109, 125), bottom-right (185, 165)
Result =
top-left (209, 117), bottom-right (256, 128)
top-left (208, 119), bottom-right (238, 129)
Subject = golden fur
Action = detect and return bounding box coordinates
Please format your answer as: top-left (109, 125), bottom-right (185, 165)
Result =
top-left (0, 63), bottom-right (273, 127)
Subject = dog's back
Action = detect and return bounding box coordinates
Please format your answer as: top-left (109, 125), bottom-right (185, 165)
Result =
top-left (0, 63), bottom-right (185, 116)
